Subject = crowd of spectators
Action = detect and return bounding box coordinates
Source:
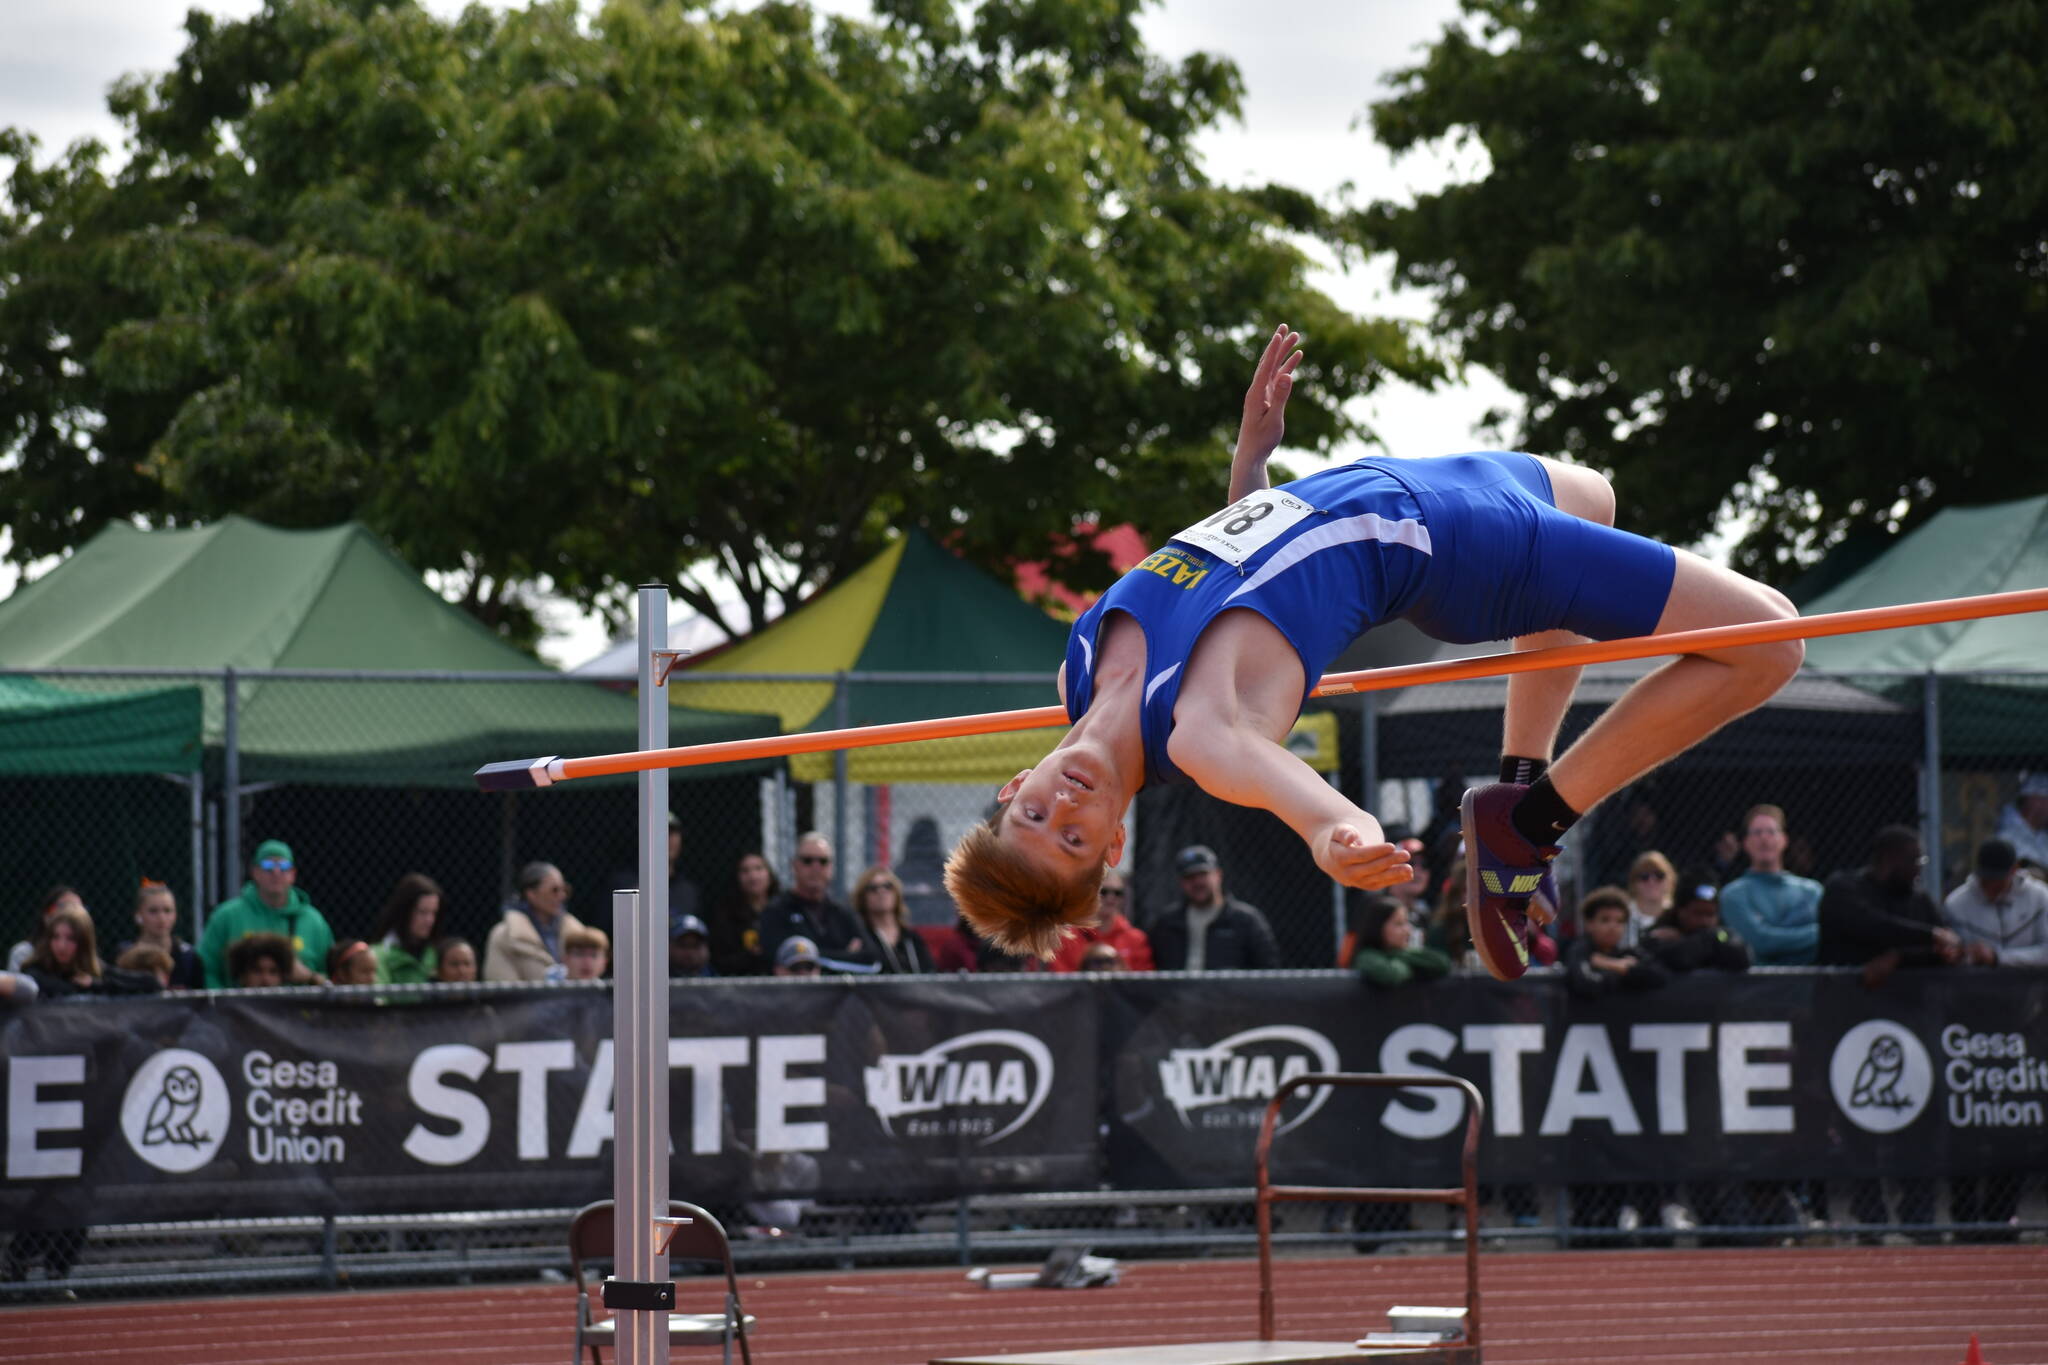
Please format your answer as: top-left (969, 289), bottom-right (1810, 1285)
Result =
top-left (2, 776), bottom-right (2043, 1281)
top-left (7, 780), bottom-right (2046, 999)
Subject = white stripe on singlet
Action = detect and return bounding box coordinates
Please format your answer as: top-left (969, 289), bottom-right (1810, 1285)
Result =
top-left (1223, 512), bottom-right (1431, 604)
top-left (1144, 663), bottom-right (1182, 706)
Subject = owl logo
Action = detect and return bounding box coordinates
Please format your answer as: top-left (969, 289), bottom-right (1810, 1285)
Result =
top-left (1829, 1021), bottom-right (1932, 1134)
top-left (142, 1065), bottom-right (210, 1147)
top-left (1848, 1035), bottom-right (1912, 1111)
top-left (122, 1049), bottom-right (230, 1172)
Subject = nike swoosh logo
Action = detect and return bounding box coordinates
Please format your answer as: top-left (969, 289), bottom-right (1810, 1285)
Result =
top-left (1499, 910), bottom-right (1529, 966)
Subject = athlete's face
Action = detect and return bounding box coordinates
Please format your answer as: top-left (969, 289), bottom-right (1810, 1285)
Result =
top-left (995, 756), bottom-right (1127, 873)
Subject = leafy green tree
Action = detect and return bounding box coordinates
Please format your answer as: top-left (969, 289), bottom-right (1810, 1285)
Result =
top-left (0, 0), bottom-right (1434, 645)
top-left (1361, 0), bottom-right (2048, 578)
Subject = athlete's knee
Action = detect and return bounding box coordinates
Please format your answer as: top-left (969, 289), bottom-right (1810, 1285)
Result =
top-left (1544, 459), bottom-right (1614, 527)
top-left (1739, 586), bottom-right (1803, 689)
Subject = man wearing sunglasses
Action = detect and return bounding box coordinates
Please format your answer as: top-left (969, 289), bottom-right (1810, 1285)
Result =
top-left (758, 833), bottom-right (868, 971)
top-left (198, 839), bottom-right (336, 988)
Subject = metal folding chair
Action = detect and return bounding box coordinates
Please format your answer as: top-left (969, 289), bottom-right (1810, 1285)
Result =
top-left (568, 1199), bottom-right (755, 1365)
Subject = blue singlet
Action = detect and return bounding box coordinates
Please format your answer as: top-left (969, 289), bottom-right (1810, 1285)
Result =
top-left (1062, 453), bottom-right (1677, 787)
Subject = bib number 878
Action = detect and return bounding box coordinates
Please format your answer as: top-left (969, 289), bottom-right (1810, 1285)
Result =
top-left (1204, 499), bottom-right (1274, 538)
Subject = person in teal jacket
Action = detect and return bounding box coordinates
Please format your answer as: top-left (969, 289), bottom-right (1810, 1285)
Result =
top-left (198, 839), bottom-right (336, 987)
top-left (1352, 898), bottom-right (1453, 988)
top-left (1716, 805), bottom-right (1821, 966)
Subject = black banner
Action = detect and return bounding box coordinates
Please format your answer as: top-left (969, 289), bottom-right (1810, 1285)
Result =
top-left (1103, 970), bottom-right (2048, 1190)
top-left (3, 971), bottom-right (2043, 1230)
top-left (0, 978), bottom-right (1096, 1231)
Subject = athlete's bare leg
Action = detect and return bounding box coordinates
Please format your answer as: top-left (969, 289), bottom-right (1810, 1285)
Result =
top-left (1544, 549), bottom-right (1802, 812)
top-left (1499, 458), bottom-right (1613, 762)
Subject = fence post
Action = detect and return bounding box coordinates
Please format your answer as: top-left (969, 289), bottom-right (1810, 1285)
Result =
top-left (204, 798), bottom-right (219, 909)
top-left (222, 666), bottom-right (240, 881)
top-left (188, 773), bottom-right (206, 939)
top-left (833, 672), bottom-right (851, 901)
top-left (1922, 669), bottom-right (1943, 894)
top-left (319, 1214), bottom-right (338, 1287)
top-left (1360, 691), bottom-right (1379, 819)
top-left (497, 792), bottom-right (519, 906)
top-left (1328, 772), bottom-right (1347, 961)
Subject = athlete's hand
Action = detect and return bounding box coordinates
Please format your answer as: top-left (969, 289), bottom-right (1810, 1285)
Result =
top-left (1236, 323), bottom-right (1302, 464)
top-left (1311, 822), bottom-right (1411, 891)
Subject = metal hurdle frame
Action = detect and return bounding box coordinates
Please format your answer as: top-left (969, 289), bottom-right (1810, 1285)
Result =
top-left (1255, 1073), bottom-right (1485, 1356)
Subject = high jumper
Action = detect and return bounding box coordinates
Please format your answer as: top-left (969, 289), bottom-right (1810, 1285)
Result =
top-left (942, 323), bottom-right (1805, 980)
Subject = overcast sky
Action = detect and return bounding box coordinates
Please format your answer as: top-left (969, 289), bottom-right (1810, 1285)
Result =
top-left (2, 0), bottom-right (1514, 665)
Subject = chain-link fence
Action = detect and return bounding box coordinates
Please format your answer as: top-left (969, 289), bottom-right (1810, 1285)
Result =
top-left (3, 665), bottom-right (2045, 1302)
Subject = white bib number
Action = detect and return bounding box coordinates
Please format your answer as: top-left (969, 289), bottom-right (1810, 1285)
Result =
top-left (1171, 490), bottom-right (1315, 567)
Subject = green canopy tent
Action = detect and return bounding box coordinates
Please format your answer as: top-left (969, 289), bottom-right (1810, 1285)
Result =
top-left (0, 675), bottom-right (202, 777)
top-left (0, 676), bottom-right (207, 940)
top-left (0, 516), bottom-right (770, 785)
top-left (1792, 495), bottom-right (2048, 886)
top-left (1799, 494), bottom-right (2048, 761)
top-left (0, 517), bottom-right (776, 937)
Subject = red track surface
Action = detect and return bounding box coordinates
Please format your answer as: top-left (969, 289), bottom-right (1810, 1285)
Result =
top-left (3, 1246), bottom-right (2043, 1364)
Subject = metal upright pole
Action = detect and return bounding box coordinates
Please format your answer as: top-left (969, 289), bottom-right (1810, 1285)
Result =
top-left (222, 667), bottom-right (241, 883)
top-left (832, 672), bottom-right (850, 900)
top-left (1922, 669), bottom-right (1943, 894)
top-left (608, 584), bottom-right (672, 1365)
top-left (189, 773), bottom-right (206, 939)
top-left (1360, 692), bottom-right (1380, 821)
top-left (1327, 771), bottom-right (1347, 959)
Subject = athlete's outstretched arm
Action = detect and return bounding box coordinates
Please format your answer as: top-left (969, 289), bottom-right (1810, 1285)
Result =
top-left (1228, 324), bottom-right (1302, 503)
top-left (1169, 723), bottom-right (1411, 891)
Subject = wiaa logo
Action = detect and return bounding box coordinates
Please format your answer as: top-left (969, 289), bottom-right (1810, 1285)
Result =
top-left (120, 1048), bottom-right (230, 1173)
top-left (1159, 1025), bottom-right (1339, 1133)
top-left (1828, 1019), bottom-right (1933, 1134)
top-left (862, 1029), bottom-right (1052, 1146)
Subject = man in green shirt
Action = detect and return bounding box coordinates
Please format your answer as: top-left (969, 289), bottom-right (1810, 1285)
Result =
top-left (198, 839), bottom-right (336, 987)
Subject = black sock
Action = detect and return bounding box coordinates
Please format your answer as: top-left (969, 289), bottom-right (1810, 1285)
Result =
top-left (1512, 774), bottom-right (1581, 847)
top-left (1500, 755), bottom-right (1548, 787)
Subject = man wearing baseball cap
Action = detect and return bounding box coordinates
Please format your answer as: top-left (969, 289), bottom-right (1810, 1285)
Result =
top-left (198, 839), bottom-right (335, 987)
top-left (669, 911), bottom-right (717, 978)
top-left (772, 936), bottom-right (823, 977)
top-left (1147, 844), bottom-right (1280, 971)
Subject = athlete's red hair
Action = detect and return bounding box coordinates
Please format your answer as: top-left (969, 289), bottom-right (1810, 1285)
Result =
top-left (944, 810), bottom-right (1104, 960)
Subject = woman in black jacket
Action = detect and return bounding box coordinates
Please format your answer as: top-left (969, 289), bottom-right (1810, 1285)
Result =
top-left (853, 866), bottom-right (935, 975)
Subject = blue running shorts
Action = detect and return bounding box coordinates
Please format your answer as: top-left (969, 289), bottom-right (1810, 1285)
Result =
top-left (1381, 452), bottom-right (1677, 645)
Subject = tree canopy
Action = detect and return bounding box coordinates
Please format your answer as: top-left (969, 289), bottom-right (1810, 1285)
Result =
top-left (1362, 0), bottom-right (2048, 579)
top-left (0, 0), bottom-right (1434, 645)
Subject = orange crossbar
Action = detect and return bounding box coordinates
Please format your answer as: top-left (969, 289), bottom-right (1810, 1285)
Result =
top-left (483, 586), bottom-right (2048, 788)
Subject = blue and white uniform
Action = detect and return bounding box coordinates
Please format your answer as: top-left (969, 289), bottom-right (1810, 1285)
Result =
top-left (1063, 452), bottom-right (1676, 786)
